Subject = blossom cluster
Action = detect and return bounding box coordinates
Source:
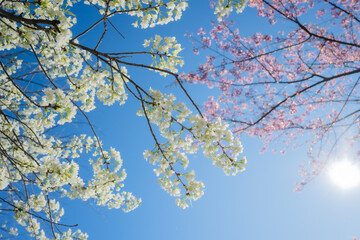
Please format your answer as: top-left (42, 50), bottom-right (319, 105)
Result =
top-left (213, 0), bottom-right (248, 20)
top-left (143, 35), bottom-right (184, 76)
top-left (12, 196), bottom-right (89, 240)
top-left (138, 88), bottom-right (246, 208)
top-left (85, 0), bottom-right (188, 28)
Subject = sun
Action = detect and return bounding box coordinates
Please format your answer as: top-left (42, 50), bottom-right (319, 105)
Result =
top-left (328, 160), bottom-right (360, 189)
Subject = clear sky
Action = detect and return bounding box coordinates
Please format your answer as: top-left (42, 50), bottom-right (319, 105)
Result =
top-left (59, 1), bottom-right (360, 240)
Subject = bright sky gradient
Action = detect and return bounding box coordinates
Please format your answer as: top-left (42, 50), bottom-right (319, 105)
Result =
top-left (59, 2), bottom-right (360, 240)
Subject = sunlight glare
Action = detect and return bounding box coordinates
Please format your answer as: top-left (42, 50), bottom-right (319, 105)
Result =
top-left (328, 160), bottom-right (360, 190)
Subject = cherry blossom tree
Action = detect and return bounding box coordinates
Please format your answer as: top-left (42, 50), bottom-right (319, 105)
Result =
top-left (184, 0), bottom-right (360, 190)
top-left (0, 0), bottom-right (249, 239)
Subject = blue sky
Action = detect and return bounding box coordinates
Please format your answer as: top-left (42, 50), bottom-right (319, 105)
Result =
top-left (59, 1), bottom-right (360, 240)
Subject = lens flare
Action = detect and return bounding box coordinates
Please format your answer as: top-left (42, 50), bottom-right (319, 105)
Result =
top-left (328, 160), bottom-right (360, 189)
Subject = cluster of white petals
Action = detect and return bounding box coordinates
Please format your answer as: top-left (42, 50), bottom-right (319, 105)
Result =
top-left (84, 0), bottom-right (188, 28)
top-left (138, 89), bottom-right (246, 208)
top-left (213, 0), bottom-right (248, 20)
top-left (144, 35), bottom-right (184, 76)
